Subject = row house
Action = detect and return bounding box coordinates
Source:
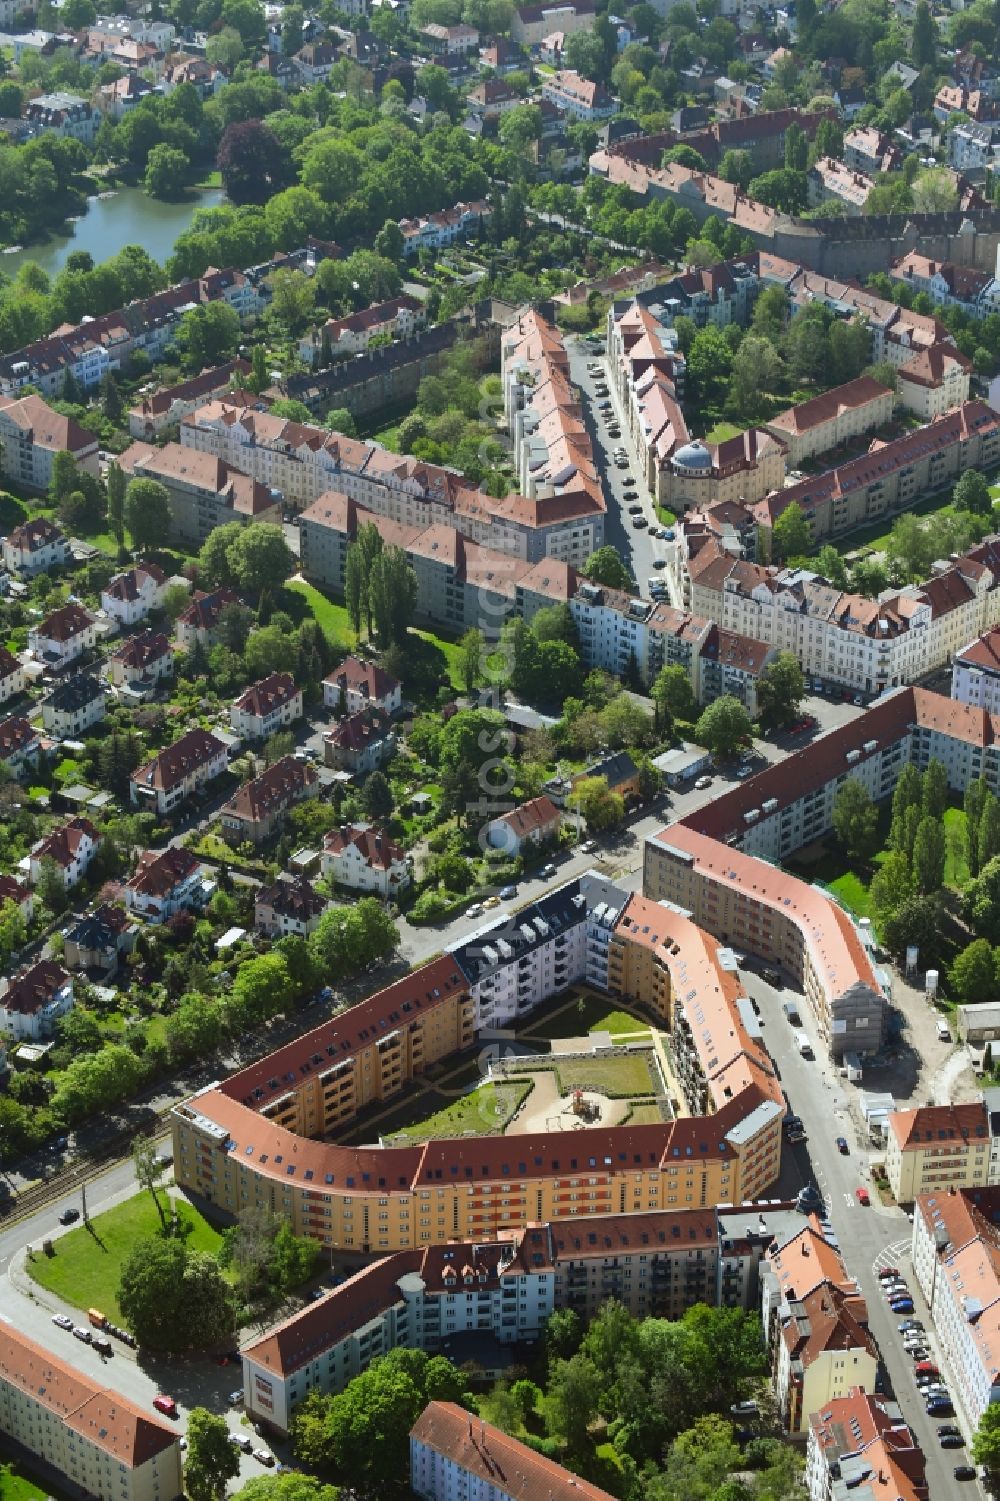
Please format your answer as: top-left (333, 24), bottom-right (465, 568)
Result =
top-left (130, 726), bottom-right (228, 815)
top-left (106, 629), bottom-right (173, 700)
top-left (254, 878), bottom-right (329, 939)
top-left (0, 960), bottom-right (72, 1041)
top-left (28, 602), bottom-right (98, 668)
top-left (321, 824), bottom-right (410, 898)
top-left (124, 846), bottom-right (211, 922)
top-left (230, 672), bottom-right (303, 742)
top-left (219, 756), bottom-right (319, 845)
top-left (41, 673), bottom-right (106, 737)
top-left (0, 393), bottom-right (99, 494)
top-left (183, 391), bottom-right (601, 566)
top-left (298, 296), bottom-right (426, 366)
top-left (28, 817), bottom-right (102, 891)
top-left (100, 563), bottom-right (168, 628)
top-left (323, 656), bottom-right (402, 716)
top-left (1, 516), bottom-right (70, 576)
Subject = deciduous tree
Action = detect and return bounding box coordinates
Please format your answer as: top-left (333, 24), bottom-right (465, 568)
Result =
top-left (695, 695), bottom-right (752, 759)
top-left (124, 478), bottom-right (171, 552)
top-left (832, 778), bottom-right (879, 863)
top-left (184, 1409), bottom-right (239, 1501)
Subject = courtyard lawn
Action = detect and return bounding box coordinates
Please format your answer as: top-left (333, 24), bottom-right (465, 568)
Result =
top-left (0, 1462), bottom-right (63, 1501)
top-left (523, 992), bottom-right (651, 1040)
top-left (944, 805), bottom-right (971, 889)
top-left (284, 579), bottom-right (353, 650)
top-left (827, 871), bottom-right (872, 919)
top-left (624, 1103), bottom-right (664, 1125)
top-left (27, 1191), bottom-right (226, 1324)
top-left (553, 1052), bottom-right (656, 1098)
top-left (702, 420), bottom-right (743, 444)
top-left (387, 1080), bottom-right (530, 1141)
top-left (411, 626), bottom-right (465, 690)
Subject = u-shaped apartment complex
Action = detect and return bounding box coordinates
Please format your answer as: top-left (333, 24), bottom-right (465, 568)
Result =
top-left (173, 686), bottom-right (991, 1253)
top-left (171, 874), bottom-right (789, 1256)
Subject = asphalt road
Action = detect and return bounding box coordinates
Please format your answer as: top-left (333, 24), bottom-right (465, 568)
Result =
top-left (564, 334), bottom-right (672, 593)
top-left (746, 970), bottom-right (964, 1500)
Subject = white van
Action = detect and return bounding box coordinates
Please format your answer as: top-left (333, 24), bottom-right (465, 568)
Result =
top-left (936, 1019), bottom-right (951, 1042)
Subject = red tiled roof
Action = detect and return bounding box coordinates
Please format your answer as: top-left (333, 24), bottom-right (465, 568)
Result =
top-left (323, 823), bottom-right (405, 870)
top-left (36, 602), bottom-right (94, 642)
top-left (410, 1403), bottom-right (617, 1501)
top-left (492, 795), bottom-right (561, 839)
top-left (889, 1100), bottom-right (989, 1152)
top-left (33, 817), bottom-right (100, 868)
top-left (2, 959), bottom-right (69, 1016)
top-left (325, 706), bottom-right (393, 753)
top-left (127, 845), bottom-right (203, 899)
top-left (0, 715), bottom-right (37, 758)
top-left (112, 629), bottom-right (171, 670)
top-left (222, 756), bottom-right (317, 824)
top-left (131, 727), bottom-right (226, 794)
top-left (232, 672), bottom-right (299, 718)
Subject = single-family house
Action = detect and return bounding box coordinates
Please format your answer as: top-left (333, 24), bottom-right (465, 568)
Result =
top-left (41, 672), bottom-right (106, 738)
top-left (28, 602), bottom-right (98, 667)
top-left (124, 845), bottom-right (211, 922)
top-left (486, 794), bottom-right (561, 856)
top-left (100, 563), bottom-right (167, 627)
top-left (0, 873), bottom-right (33, 921)
top-left (0, 960), bottom-right (72, 1040)
top-left (0, 645), bottom-right (26, 705)
top-left (255, 878), bottom-right (329, 938)
top-left (1, 516), bottom-right (70, 576)
top-left (320, 823), bottom-right (410, 897)
top-left (29, 817), bottom-right (102, 891)
top-left (0, 715), bottom-right (40, 778)
top-left (106, 629), bottom-right (174, 698)
top-left (323, 707), bottom-right (396, 775)
top-left (230, 672), bottom-right (303, 742)
top-left (174, 588), bottom-right (244, 651)
top-left (63, 904), bottom-right (136, 976)
top-left (322, 657), bottom-right (402, 715)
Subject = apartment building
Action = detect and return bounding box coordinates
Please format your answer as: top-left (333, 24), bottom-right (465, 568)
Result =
top-left (0, 392), bottom-right (99, 493)
top-left (411, 1404), bottom-right (616, 1501)
top-left (29, 816), bottom-right (102, 890)
top-left (0, 1326), bottom-right (182, 1501)
top-left (910, 1181), bottom-right (1000, 1429)
top-left (101, 563), bottom-right (167, 627)
top-left (762, 377), bottom-right (895, 469)
top-left (688, 533), bottom-right (1000, 695)
top-left (896, 341), bottom-right (972, 421)
top-left (323, 706), bottom-right (396, 775)
top-left (41, 673), bottom-right (106, 738)
top-left (0, 960), bottom-right (73, 1040)
top-left (255, 878), bottom-right (329, 939)
top-left (758, 400), bottom-right (1000, 546)
top-left (644, 826), bottom-right (886, 1060)
top-left (807, 157), bottom-right (874, 215)
top-left (885, 1100), bottom-right (997, 1203)
top-left (511, 0), bottom-right (595, 46)
top-left (843, 126), bottom-right (901, 174)
top-left (299, 295), bottom-right (426, 365)
top-left (230, 672), bottom-right (303, 741)
top-left (28, 602), bottom-right (98, 666)
top-left (23, 91), bottom-right (101, 145)
top-left (320, 824), bottom-right (410, 898)
top-left (124, 846), bottom-right (211, 922)
top-left (1, 515), bottom-right (70, 576)
top-left (541, 69), bottom-right (617, 120)
top-left (106, 630), bottom-right (173, 697)
top-left (398, 201), bottom-right (493, 257)
top-left (806, 1390), bottom-right (926, 1501)
top-left (130, 726), bottom-right (228, 815)
top-left (220, 756), bottom-right (318, 845)
top-left (890, 251), bottom-right (1000, 319)
top-left (952, 625), bottom-right (1000, 714)
top-left (121, 440), bottom-right (281, 547)
top-left (185, 393), bottom-right (602, 567)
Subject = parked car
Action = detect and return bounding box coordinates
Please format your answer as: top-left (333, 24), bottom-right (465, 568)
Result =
top-left (836, 1136), bottom-right (849, 1154)
top-left (51, 1314), bottom-right (73, 1330)
top-left (879, 1266), bottom-right (901, 1280)
top-left (953, 1466), bottom-right (976, 1480)
top-left (891, 1299), bottom-right (915, 1313)
top-left (855, 1186), bottom-right (870, 1206)
top-left (499, 885), bottom-right (517, 900)
top-left (937, 1425), bottom-right (962, 1438)
top-left (153, 1396), bottom-right (178, 1418)
top-left (254, 1450), bottom-right (275, 1467)
top-left (58, 1208), bottom-right (79, 1225)
top-left (72, 1327), bottom-right (92, 1343)
top-left (694, 776), bottom-right (712, 790)
top-left (541, 863), bottom-right (557, 879)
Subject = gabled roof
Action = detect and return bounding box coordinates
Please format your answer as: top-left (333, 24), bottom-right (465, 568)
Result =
top-left (232, 672), bottom-right (299, 718)
top-left (1, 959), bottom-right (69, 1015)
top-left (491, 795), bottom-right (561, 838)
top-left (410, 1403), bottom-right (617, 1501)
top-left (127, 845), bottom-right (203, 898)
top-left (222, 756), bottom-right (317, 823)
top-left (33, 817), bottom-right (100, 868)
top-left (323, 823), bottom-right (405, 870)
top-left (132, 727), bottom-right (226, 794)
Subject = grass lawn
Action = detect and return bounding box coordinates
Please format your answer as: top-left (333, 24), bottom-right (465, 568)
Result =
top-left (624, 1102), bottom-right (664, 1125)
top-left (833, 496), bottom-right (958, 558)
top-left (944, 805), bottom-right (971, 889)
top-left (523, 992), bottom-right (650, 1040)
top-left (387, 1080), bottom-right (530, 1141)
top-left (411, 626), bottom-right (464, 690)
top-left (702, 420), bottom-right (744, 444)
top-left (0, 1462), bottom-right (66, 1501)
top-left (284, 579), bottom-right (352, 651)
top-left (372, 423), bottom-right (401, 452)
top-left (553, 1052), bottom-right (655, 1098)
top-left (827, 871), bottom-right (872, 918)
top-left (191, 168), bottom-right (222, 189)
top-left (27, 1191), bottom-right (226, 1323)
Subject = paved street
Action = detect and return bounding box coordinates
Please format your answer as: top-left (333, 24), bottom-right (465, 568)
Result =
top-left (746, 969), bottom-right (963, 1500)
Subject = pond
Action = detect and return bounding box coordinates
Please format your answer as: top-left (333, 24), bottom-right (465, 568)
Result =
top-left (0, 184), bottom-right (227, 280)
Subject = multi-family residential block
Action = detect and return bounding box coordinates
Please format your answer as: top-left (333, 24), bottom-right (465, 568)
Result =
top-left (28, 602), bottom-right (98, 666)
top-left (896, 341), bottom-right (972, 420)
top-left (0, 960), bottom-right (72, 1040)
top-left (106, 629), bottom-right (173, 698)
top-left (762, 377), bottom-right (894, 469)
top-left (806, 1390), bottom-right (925, 1501)
top-left (254, 877), bottom-right (329, 938)
top-left (100, 563), bottom-right (168, 626)
top-left (120, 440), bottom-right (282, 546)
top-left (885, 1100), bottom-right (997, 1203)
top-left (29, 817), bottom-right (102, 890)
top-left (127, 358), bottom-right (251, 439)
top-left (130, 727), bottom-right (228, 814)
top-left (230, 672), bottom-right (303, 741)
top-left (40, 672), bottom-right (106, 737)
top-left (320, 824), bottom-right (410, 897)
top-left (541, 69), bottom-right (617, 120)
top-left (891, 251), bottom-right (1000, 318)
top-left (323, 656), bottom-right (402, 716)
top-left (411, 1403), bottom-right (616, 1501)
top-left (124, 846), bottom-right (212, 922)
top-left (220, 756), bottom-right (318, 845)
top-left (298, 295), bottom-right (426, 365)
top-left (0, 393), bottom-right (99, 493)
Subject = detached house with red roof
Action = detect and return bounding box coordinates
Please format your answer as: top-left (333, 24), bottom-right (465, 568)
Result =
top-left (1, 515), bottom-right (70, 576)
top-left (130, 726), bottom-right (228, 815)
top-left (106, 630), bottom-right (174, 699)
top-left (542, 69), bottom-right (617, 120)
top-left (230, 672), bottom-right (303, 742)
top-left (323, 706), bottom-right (396, 775)
top-left (0, 960), bottom-right (73, 1040)
top-left (124, 846), bottom-right (212, 922)
top-left (220, 756), bottom-right (318, 845)
top-left (486, 795), bottom-right (561, 856)
top-left (323, 656), bottom-right (401, 716)
top-left (255, 877), bottom-right (329, 938)
top-left (29, 817), bottom-right (102, 891)
top-left (100, 563), bottom-right (167, 627)
top-left (0, 714), bottom-right (41, 778)
top-left (321, 823), bottom-right (410, 897)
top-left (28, 601), bottom-right (97, 666)
top-left (0, 645), bottom-right (27, 706)
top-left (174, 587), bottom-right (243, 650)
